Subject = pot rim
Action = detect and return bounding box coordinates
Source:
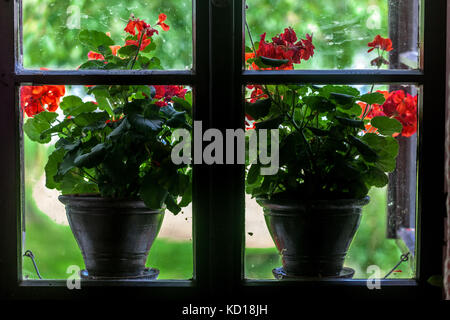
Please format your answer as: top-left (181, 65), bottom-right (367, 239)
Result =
top-left (59, 194), bottom-right (165, 212)
top-left (256, 195), bottom-right (370, 214)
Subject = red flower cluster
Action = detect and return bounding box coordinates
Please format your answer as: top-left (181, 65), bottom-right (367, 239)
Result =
top-left (87, 45), bottom-right (121, 62)
top-left (247, 85), bottom-right (268, 103)
top-left (382, 90), bottom-right (417, 137)
top-left (124, 14), bottom-right (169, 51)
top-left (253, 27), bottom-right (315, 70)
top-left (368, 35), bottom-right (393, 53)
top-left (20, 85), bottom-right (66, 117)
top-left (359, 90), bottom-right (417, 137)
top-left (153, 85), bottom-right (187, 107)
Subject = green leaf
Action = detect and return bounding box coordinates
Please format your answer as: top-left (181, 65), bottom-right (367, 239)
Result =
top-left (362, 133), bottom-right (399, 172)
top-left (255, 116), bottom-right (283, 129)
top-left (60, 173), bottom-right (99, 195)
top-left (74, 143), bottom-right (106, 168)
top-left (335, 116), bottom-right (365, 129)
top-left (259, 56), bottom-right (289, 67)
top-left (306, 127), bottom-right (329, 136)
top-left (359, 92), bottom-right (386, 105)
top-left (160, 105), bottom-right (188, 128)
top-left (45, 148), bottom-right (65, 189)
top-left (329, 92), bottom-right (355, 109)
top-left (78, 60), bottom-right (106, 70)
top-left (348, 135), bottom-right (379, 162)
top-left (370, 116), bottom-right (403, 136)
top-left (40, 118), bottom-right (72, 139)
top-left (365, 166), bottom-right (389, 187)
top-left (178, 184), bottom-right (192, 207)
top-left (117, 45), bottom-right (139, 58)
top-left (79, 30), bottom-right (114, 51)
top-left (247, 164), bottom-right (261, 184)
top-left (303, 96), bottom-right (335, 112)
top-left (128, 114), bottom-right (163, 134)
top-left (23, 112), bottom-right (58, 143)
top-left (140, 173), bottom-right (168, 209)
top-left (60, 95), bottom-right (83, 113)
top-left (320, 85), bottom-right (360, 98)
top-left (73, 112), bottom-right (109, 127)
top-left (172, 96), bottom-right (192, 114)
top-left (245, 99), bottom-right (271, 120)
top-left (165, 194), bottom-right (181, 215)
top-left (427, 275), bottom-right (443, 288)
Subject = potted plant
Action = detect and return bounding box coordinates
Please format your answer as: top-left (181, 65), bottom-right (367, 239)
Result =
top-left (22, 14), bottom-right (193, 279)
top-left (244, 27), bottom-right (417, 278)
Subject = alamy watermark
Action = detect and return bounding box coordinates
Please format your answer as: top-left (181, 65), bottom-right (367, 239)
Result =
top-left (171, 121), bottom-right (279, 175)
top-left (66, 265), bottom-right (81, 290)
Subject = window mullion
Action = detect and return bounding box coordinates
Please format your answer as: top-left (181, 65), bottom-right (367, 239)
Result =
top-left (207, 0), bottom-right (245, 296)
top-left (0, 0), bottom-right (21, 296)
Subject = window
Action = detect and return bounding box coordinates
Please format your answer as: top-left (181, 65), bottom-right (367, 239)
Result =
top-left (0, 0), bottom-right (446, 305)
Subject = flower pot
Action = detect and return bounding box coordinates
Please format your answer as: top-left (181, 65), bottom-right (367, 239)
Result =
top-left (59, 195), bottom-right (164, 278)
top-left (258, 196), bottom-right (370, 278)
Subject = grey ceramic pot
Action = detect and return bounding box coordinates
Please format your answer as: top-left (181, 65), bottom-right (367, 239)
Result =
top-left (258, 196), bottom-right (370, 277)
top-left (59, 195), bottom-right (164, 278)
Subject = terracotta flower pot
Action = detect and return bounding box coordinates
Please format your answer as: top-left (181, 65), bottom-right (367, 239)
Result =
top-left (59, 195), bottom-right (164, 279)
top-left (258, 196), bottom-right (370, 278)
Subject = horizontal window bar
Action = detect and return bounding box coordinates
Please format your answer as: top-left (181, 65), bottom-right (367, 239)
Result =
top-left (20, 279), bottom-right (194, 288)
top-left (242, 70), bottom-right (424, 84)
top-left (14, 69), bottom-right (195, 85)
top-left (242, 279), bottom-right (419, 287)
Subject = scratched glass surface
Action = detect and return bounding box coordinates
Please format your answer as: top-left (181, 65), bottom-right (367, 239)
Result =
top-left (245, 0), bottom-right (420, 70)
top-left (22, 0), bottom-right (192, 70)
top-left (244, 83), bottom-right (418, 279)
top-left (21, 84), bottom-right (193, 280)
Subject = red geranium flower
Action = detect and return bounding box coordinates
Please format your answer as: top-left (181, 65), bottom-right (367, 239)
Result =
top-left (368, 35), bottom-right (393, 53)
top-left (359, 90), bottom-right (417, 137)
top-left (21, 85), bottom-right (66, 117)
top-left (382, 90), bottom-right (417, 137)
top-left (253, 28), bottom-right (315, 70)
top-left (88, 51), bottom-right (105, 61)
top-left (156, 13), bottom-right (170, 31)
top-left (124, 14), bottom-right (169, 52)
top-left (247, 85), bottom-right (268, 103)
top-left (153, 85), bottom-right (188, 104)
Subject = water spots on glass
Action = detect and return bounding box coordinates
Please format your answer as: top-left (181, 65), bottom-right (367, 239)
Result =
top-left (22, 0), bottom-right (193, 70)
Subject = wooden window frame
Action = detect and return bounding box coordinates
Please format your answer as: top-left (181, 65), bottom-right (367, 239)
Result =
top-left (0, 0), bottom-right (446, 302)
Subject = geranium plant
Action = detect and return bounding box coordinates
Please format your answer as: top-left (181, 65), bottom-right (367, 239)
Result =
top-left (245, 30), bottom-right (417, 200)
top-left (22, 14), bottom-right (192, 214)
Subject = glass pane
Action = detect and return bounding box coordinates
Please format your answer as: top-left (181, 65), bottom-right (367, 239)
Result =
top-left (245, 0), bottom-right (420, 69)
top-left (22, 0), bottom-right (192, 70)
top-left (244, 83), bottom-right (418, 279)
top-left (20, 84), bottom-right (193, 280)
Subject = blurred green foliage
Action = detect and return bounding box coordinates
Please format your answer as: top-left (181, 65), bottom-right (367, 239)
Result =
top-left (22, 0), bottom-right (411, 280)
top-left (246, 0), bottom-right (389, 69)
top-left (23, 0), bottom-right (192, 69)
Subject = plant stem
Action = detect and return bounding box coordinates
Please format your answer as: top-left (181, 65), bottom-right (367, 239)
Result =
top-left (130, 31), bottom-right (145, 70)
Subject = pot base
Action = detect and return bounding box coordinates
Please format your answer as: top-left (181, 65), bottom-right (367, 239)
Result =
top-left (80, 267), bottom-right (159, 280)
top-left (272, 266), bottom-right (354, 280)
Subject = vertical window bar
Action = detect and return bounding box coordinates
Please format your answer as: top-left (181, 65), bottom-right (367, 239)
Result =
top-left (192, 0), bottom-right (212, 291)
top-left (0, 0), bottom-right (20, 293)
top-left (386, 0), bottom-right (419, 241)
top-left (417, 0), bottom-right (446, 295)
top-left (208, 0), bottom-right (244, 296)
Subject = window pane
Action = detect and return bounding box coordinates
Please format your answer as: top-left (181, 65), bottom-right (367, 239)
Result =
top-left (22, 0), bottom-right (192, 70)
top-left (20, 84), bottom-right (193, 280)
top-left (245, 0), bottom-right (420, 69)
top-left (244, 83), bottom-right (418, 279)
